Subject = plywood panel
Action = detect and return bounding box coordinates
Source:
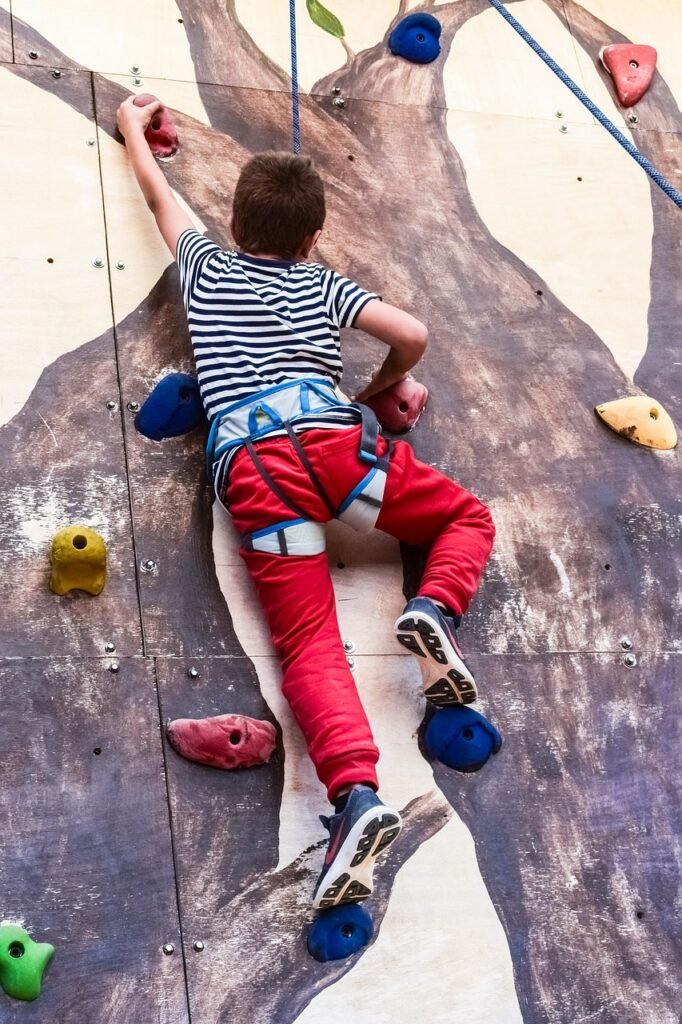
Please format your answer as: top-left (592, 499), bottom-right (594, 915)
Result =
top-left (0, 68), bottom-right (142, 658)
top-left (158, 655), bottom-right (523, 1024)
top-left (0, 658), bottom-right (188, 1023)
top-left (0, 8), bottom-right (13, 62)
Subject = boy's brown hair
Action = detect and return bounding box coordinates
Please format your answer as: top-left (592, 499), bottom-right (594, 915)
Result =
top-left (232, 152), bottom-right (326, 260)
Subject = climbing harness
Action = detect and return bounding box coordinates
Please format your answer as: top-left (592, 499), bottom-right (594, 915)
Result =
top-left (206, 379), bottom-right (390, 555)
top-left (487, 0), bottom-right (682, 210)
top-left (289, 0), bottom-right (301, 153)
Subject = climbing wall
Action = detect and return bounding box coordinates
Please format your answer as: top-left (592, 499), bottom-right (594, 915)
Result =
top-left (0, 1), bottom-right (680, 1022)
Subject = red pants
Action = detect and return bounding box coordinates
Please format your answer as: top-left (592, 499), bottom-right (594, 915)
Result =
top-left (226, 426), bottom-right (494, 800)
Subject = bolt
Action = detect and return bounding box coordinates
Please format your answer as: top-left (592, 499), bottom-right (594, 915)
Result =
top-left (104, 642), bottom-right (116, 653)
top-left (187, 666), bottom-right (199, 679)
top-left (628, 113), bottom-right (639, 125)
top-left (347, 657), bottom-right (355, 670)
top-left (332, 96), bottom-right (346, 109)
top-left (343, 640), bottom-right (355, 653)
top-left (106, 400), bottom-right (118, 411)
top-left (623, 654), bottom-right (637, 668)
top-left (109, 661), bottom-right (120, 673)
top-left (141, 558), bottom-right (157, 573)
top-left (130, 64), bottom-right (141, 74)
top-left (86, 137), bottom-right (96, 147)
top-left (28, 49), bottom-right (39, 60)
top-left (133, 77), bottom-right (142, 86)
top-left (92, 257), bottom-right (104, 268)
top-left (115, 260), bottom-right (125, 270)
top-left (555, 111), bottom-right (564, 119)
top-left (162, 943), bottom-right (174, 956)
top-left (127, 400), bottom-right (140, 412)
top-left (559, 125), bottom-right (569, 134)
top-left (193, 940), bottom-right (205, 953)
top-left (332, 86), bottom-right (341, 95)
top-left (620, 637), bottom-right (633, 651)
top-left (51, 69), bottom-right (62, 79)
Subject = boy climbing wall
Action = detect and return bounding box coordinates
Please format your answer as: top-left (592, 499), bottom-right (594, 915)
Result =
top-left (116, 95), bottom-right (495, 909)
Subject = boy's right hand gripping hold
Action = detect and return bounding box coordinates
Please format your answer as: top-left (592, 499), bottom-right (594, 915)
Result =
top-left (352, 299), bottom-right (428, 404)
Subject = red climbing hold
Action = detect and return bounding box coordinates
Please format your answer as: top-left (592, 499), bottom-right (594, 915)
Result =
top-left (363, 377), bottom-right (429, 434)
top-left (599, 45), bottom-right (657, 107)
top-left (132, 93), bottom-right (179, 157)
top-left (166, 713), bottom-right (277, 770)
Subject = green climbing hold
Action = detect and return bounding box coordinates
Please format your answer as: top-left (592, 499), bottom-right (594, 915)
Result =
top-left (0, 925), bottom-right (54, 1001)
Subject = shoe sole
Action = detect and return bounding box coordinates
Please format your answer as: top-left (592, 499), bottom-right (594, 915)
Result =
top-left (394, 611), bottom-right (478, 706)
top-left (313, 807), bottom-right (402, 910)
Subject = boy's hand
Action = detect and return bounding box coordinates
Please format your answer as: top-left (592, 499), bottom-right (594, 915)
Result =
top-left (116, 95), bottom-right (162, 140)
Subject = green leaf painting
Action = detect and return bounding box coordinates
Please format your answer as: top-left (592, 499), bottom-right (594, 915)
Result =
top-left (305, 0), bottom-right (345, 40)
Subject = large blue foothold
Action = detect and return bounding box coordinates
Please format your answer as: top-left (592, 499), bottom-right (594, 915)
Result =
top-left (388, 13), bottom-right (442, 64)
top-left (424, 706), bottom-right (502, 773)
top-left (307, 904), bottom-right (374, 963)
top-left (134, 372), bottom-right (204, 441)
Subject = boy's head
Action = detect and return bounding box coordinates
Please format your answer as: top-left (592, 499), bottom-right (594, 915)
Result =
top-left (232, 152), bottom-right (326, 261)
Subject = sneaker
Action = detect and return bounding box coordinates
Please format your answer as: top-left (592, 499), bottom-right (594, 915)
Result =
top-left (395, 596), bottom-right (478, 706)
top-left (312, 785), bottom-right (402, 910)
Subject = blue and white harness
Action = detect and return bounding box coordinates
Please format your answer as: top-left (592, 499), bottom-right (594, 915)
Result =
top-left (206, 378), bottom-right (389, 556)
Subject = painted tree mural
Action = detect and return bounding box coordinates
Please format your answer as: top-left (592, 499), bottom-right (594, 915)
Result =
top-left (0, 2), bottom-right (679, 1022)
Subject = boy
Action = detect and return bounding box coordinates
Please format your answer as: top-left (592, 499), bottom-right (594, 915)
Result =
top-left (117, 96), bottom-right (495, 910)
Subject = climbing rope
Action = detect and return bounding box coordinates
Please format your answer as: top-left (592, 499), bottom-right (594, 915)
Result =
top-left (289, 0), bottom-right (301, 153)
top-left (487, 0), bottom-right (682, 210)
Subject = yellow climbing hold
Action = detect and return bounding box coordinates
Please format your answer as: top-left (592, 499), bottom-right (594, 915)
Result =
top-left (49, 526), bottom-right (107, 596)
top-left (595, 395), bottom-right (677, 451)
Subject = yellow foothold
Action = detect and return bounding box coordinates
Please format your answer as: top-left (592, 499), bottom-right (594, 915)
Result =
top-left (594, 395), bottom-right (677, 451)
top-left (49, 526), bottom-right (107, 596)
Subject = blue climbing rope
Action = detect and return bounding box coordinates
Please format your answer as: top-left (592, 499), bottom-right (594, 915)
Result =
top-left (487, 0), bottom-right (682, 210)
top-left (289, 0), bottom-right (301, 153)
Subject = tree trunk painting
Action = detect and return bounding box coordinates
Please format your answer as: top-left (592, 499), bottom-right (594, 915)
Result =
top-left (0, 2), bottom-right (679, 1022)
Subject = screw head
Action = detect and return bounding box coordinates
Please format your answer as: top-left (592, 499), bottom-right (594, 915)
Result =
top-left (106, 400), bottom-right (118, 411)
top-left (193, 940), bottom-right (205, 953)
top-left (162, 943), bottom-right (174, 956)
top-left (28, 49), bottom-right (39, 60)
top-left (628, 113), bottom-right (639, 125)
top-left (343, 640), bottom-right (355, 653)
top-left (104, 642), bottom-right (116, 653)
top-left (623, 653), bottom-right (637, 668)
top-left (126, 400), bottom-right (140, 413)
top-left (620, 637), bottom-right (633, 651)
top-left (86, 137), bottom-right (96, 146)
top-left (133, 77), bottom-right (142, 86)
top-left (347, 656), bottom-right (355, 670)
top-left (141, 558), bottom-right (157, 573)
top-left (130, 64), bottom-right (141, 74)
top-left (92, 257), bottom-right (104, 268)
top-left (559, 124), bottom-right (569, 134)
top-left (109, 661), bottom-right (121, 673)
top-left (555, 111), bottom-right (564, 118)
top-left (115, 260), bottom-right (126, 270)
top-left (51, 69), bottom-right (62, 79)
top-left (332, 86), bottom-right (342, 95)
top-left (332, 96), bottom-right (346, 109)
top-left (187, 666), bottom-right (199, 679)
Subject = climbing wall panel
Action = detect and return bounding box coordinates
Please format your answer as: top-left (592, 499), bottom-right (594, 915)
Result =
top-left (0, 658), bottom-right (188, 1023)
top-left (0, 66), bottom-right (141, 658)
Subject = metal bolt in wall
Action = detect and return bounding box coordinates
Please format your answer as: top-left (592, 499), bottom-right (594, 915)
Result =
top-left (559, 125), bottom-right (569, 133)
top-left (347, 657), bottom-right (355, 670)
top-left (130, 64), bottom-right (141, 74)
top-left (187, 666), bottom-right (199, 679)
top-left (105, 400), bottom-right (118, 411)
top-left (332, 97), bottom-right (346, 109)
top-left (115, 260), bottom-right (125, 270)
top-left (126, 401), bottom-right (140, 412)
top-left (109, 661), bottom-right (120, 673)
top-left (104, 642), bottom-right (115, 653)
top-left (86, 137), bottom-right (96, 147)
top-left (623, 654), bottom-right (637, 668)
top-left (193, 941), bottom-right (205, 953)
top-left (28, 50), bottom-right (39, 60)
top-left (92, 257), bottom-right (105, 269)
top-left (162, 943), bottom-right (175, 956)
top-left (51, 69), bottom-right (62, 79)
top-left (140, 558), bottom-right (157, 573)
top-left (620, 637), bottom-right (633, 651)
top-left (343, 640), bottom-right (355, 653)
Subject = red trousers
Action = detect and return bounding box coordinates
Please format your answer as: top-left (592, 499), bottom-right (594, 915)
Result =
top-left (226, 426), bottom-right (494, 800)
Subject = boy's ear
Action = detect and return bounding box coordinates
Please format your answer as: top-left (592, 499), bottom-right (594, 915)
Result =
top-left (299, 229), bottom-right (322, 259)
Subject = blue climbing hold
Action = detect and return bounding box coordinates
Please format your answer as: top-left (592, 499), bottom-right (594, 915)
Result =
top-left (134, 372), bottom-right (204, 441)
top-left (388, 13), bottom-right (442, 64)
top-left (424, 706), bottom-right (502, 773)
top-left (307, 904), bottom-right (374, 963)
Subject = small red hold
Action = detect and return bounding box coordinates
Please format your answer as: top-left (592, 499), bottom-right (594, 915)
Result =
top-left (599, 44), bottom-right (657, 107)
top-left (166, 713), bottom-right (277, 770)
top-left (363, 377), bottom-right (429, 434)
top-left (132, 93), bottom-right (179, 157)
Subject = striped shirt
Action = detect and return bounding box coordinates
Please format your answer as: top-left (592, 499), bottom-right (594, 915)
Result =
top-left (176, 229), bottom-right (378, 425)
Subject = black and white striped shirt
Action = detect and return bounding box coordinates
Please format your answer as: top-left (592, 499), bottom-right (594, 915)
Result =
top-left (176, 229), bottom-right (378, 425)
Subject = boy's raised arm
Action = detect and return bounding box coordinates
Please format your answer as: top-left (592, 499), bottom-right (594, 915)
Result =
top-left (352, 299), bottom-right (428, 403)
top-left (116, 96), bottom-right (195, 258)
